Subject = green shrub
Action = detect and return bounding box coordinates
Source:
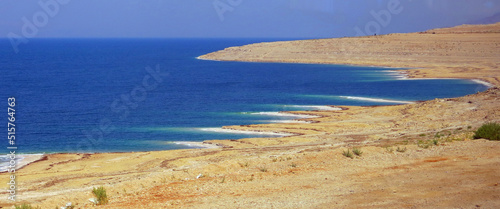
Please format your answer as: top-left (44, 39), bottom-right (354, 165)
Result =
top-left (92, 186), bottom-right (109, 205)
top-left (473, 122), bottom-right (500, 140)
top-left (417, 140), bottom-right (431, 149)
top-left (15, 204), bottom-right (40, 209)
top-left (352, 148), bottom-right (363, 156)
top-left (342, 149), bottom-right (354, 159)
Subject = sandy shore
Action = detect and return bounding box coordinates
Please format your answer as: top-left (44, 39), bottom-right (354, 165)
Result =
top-left (1, 23), bottom-right (499, 208)
top-left (200, 23), bottom-right (500, 87)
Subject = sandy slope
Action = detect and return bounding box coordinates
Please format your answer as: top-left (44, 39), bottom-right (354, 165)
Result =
top-left (1, 23), bottom-right (499, 208)
top-left (200, 23), bottom-right (500, 86)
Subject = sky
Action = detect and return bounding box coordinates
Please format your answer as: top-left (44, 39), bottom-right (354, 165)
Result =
top-left (1, 0), bottom-right (499, 39)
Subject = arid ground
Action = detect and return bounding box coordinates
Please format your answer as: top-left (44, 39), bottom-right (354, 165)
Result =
top-left (1, 23), bottom-right (499, 208)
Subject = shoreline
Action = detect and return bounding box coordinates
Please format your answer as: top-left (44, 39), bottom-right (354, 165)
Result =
top-left (0, 154), bottom-right (45, 173)
top-left (172, 141), bottom-right (221, 149)
top-left (198, 55), bottom-right (497, 90)
top-left (2, 23), bottom-right (499, 208)
top-left (199, 23), bottom-right (500, 87)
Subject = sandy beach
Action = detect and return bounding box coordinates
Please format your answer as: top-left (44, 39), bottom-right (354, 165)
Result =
top-left (1, 23), bottom-right (499, 208)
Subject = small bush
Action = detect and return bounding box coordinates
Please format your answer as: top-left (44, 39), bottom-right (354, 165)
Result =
top-left (385, 147), bottom-right (394, 153)
top-left (92, 186), bottom-right (109, 205)
top-left (15, 204), bottom-right (40, 209)
top-left (435, 130), bottom-right (451, 139)
top-left (342, 149), bottom-right (354, 159)
top-left (259, 167), bottom-right (268, 172)
top-left (417, 140), bottom-right (431, 149)
top-left (352, 148), bottom-right (363, 156)
top-left (473, 122), bottom-right (500, 140)
top-left (238, 162), bottom-right (249, 167)
top-left (396, 147), bottom-right (407, 153)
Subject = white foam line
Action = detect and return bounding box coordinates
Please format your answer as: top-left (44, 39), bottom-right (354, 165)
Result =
top-left (200, 128), bottom-right (294, 136)
top-left (172, 141), bottom-right (220, 149)
top-left (386, 70), bottom-right (409, 80)
top-left (249, 112), bottom-right (320, 118)
top-left (387, 71), bottom-right (494, 89)
top-left (0, 154), bottom-right (44, 172)
top-left (402, 77), bottom-right (458, 80)
top-left (339, 96), bottom-right (414, 104)
top-left (262, 120), bottom-right (312, 124)
top-left (387, 70), bottom-right (459, 81)
top-left (196, 56), bottom-right (219, 61)
top-left (395, 76), bottom-right (495, 90)
top-left (286, 105), bottom-right (342, 111)
top-left (471, 79), bottom-right (495, 88)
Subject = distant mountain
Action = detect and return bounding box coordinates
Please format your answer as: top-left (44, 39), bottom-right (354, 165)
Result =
top-left (469, 12), bottom-right (500, 25)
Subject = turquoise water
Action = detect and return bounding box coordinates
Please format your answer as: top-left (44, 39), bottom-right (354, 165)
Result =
top-left (0, 38), bottom-right (489, 153)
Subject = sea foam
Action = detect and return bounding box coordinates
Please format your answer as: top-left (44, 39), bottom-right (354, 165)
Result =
top-left (249, 112), bottom-right (320, 118)
top-left (0, 154), bottom-right (44, 173)
top-left (471, 79), bottom-right (495, 88)
top-left (199, 128), bottom-right (294, 136)
top-left (386, 70), bottom-right (408, 80)
top-left (172, 141), bottom-right (220, 148)
top-left (284, 105), bottom-right (342, 111)
top-left (339, 96), bottom-right (414, 104)
top-left (260, 120), bottom-right (312, 124)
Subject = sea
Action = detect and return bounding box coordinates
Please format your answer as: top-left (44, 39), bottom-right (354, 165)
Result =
top-left (0, 38), bottom-right (490, 155)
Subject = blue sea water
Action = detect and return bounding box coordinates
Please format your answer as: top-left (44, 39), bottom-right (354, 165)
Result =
top-left (0, 38), bottom-right (489, 154)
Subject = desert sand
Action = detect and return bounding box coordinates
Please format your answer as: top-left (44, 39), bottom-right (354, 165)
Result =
top-left (1, 23), bottom-right (499, 208)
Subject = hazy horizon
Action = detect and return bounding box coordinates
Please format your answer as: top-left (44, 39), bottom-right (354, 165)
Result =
top-left (1, 0), bottom-right (499, 39)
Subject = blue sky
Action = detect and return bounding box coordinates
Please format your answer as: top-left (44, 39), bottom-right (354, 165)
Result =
top-left (1, 0), bottom-right (499, 38)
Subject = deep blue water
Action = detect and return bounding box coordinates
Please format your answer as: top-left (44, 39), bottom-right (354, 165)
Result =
top-left (0, 38), bottom-right (489, 153)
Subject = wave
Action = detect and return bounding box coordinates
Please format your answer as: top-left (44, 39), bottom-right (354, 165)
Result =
top-left (339, 96), bottom-right (414, 104)
top-left (199, 128), bottom-right (294, 136)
